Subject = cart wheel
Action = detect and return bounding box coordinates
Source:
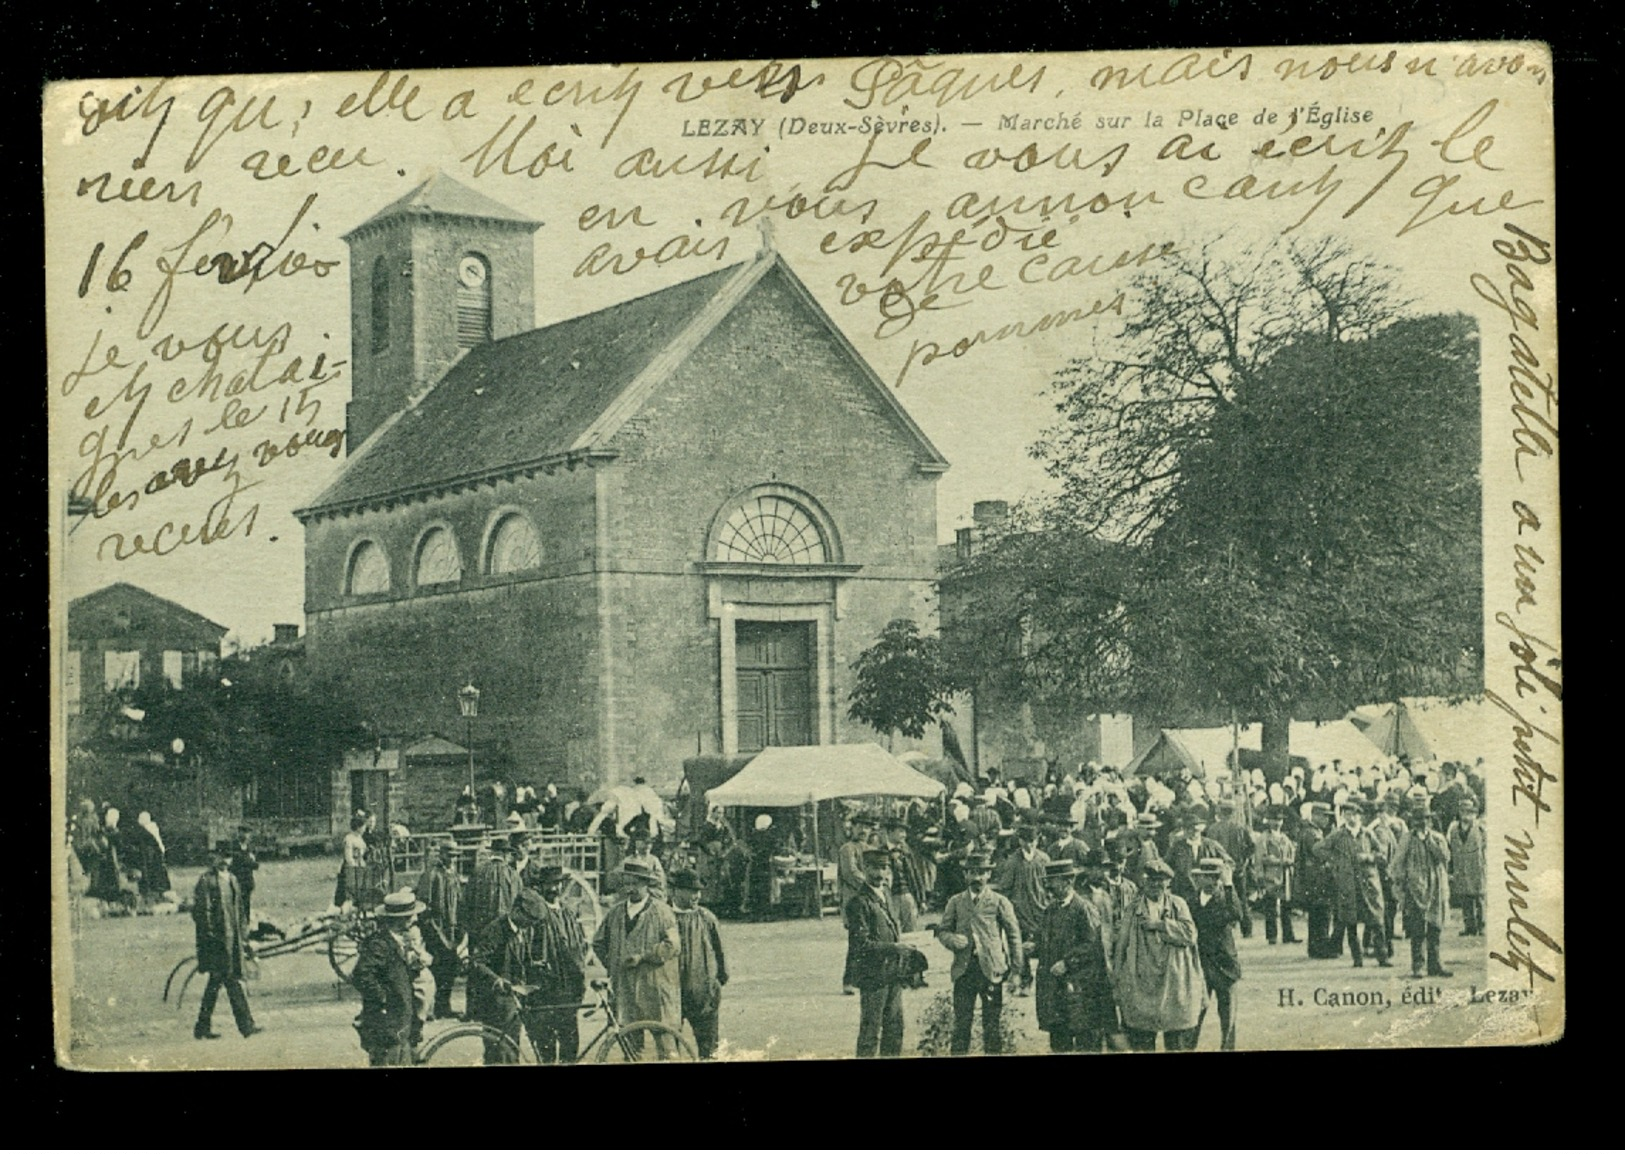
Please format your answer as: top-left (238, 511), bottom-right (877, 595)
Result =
top-left (162, 956), bottom-right (196, 1003)
top-left (416, 1023), bottom-right (524, 1066)
top-left (560, 870), bottom-right (602, 944)
top-left (328, 921), bottom-right (362, 984)
top-left (596, 1021), bottom-right (696, 1064)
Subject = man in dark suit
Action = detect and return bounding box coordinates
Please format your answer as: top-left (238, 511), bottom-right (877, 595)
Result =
top-left (1205, 800), bottom-right (1254, 938)
top-left (352, 890), bottom-right (425, 1065)
top-left (415, 840), bottom-right (463, 1019)
top-left (463, 835), bottom-right (520, 950)
top-left (846, 849), bottom-right (912, 1057)
top-left (468, 888), bottom-right (551, 1064)
top-left (1164, 807), bottom-right (1232, 908)
top-left (1190, 859), bottom-right (1243, 1050)
top-left (191, 841), bottom-right (262, 1041)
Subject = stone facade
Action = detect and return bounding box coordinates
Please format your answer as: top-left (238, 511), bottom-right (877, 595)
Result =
top-left (300, 178), bottom-right (948, 825)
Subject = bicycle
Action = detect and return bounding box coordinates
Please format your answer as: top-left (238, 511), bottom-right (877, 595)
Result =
top-left (415, 977), bottom-right (697, 1065)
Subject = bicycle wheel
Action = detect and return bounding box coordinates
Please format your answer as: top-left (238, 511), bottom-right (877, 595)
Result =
top-left (560, 870), bottom-right (602, 946)
top-left (328, 923), bottom-right (361, 984)
top-left (596, 1021), bottom-right (697, 1064)
top-left (416, 1023), bottom-right (523, 1067)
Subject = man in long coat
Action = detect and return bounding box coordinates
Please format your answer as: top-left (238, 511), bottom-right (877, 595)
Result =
top-left (1033, 860), bottom-right (1115, 1053)
top-left (1392, 801), bottom-right (1453, 978)
top-left (1164, 807), bottom-right (1233, 909)
top-left (191, 841), bottom-right (262, 1041)
top-left (1447, 795), bottom-right (1487, 936)
top-left (1313, 798), bottom-right (1391, 967)
top-left (468, 888), bottom-right (551, 1064)
top-left (593, 860), bottom-right (682, 1056)
top-left (991, 820), bottom-right (1050, 995)
top-left (415, 840), bottom-right (463, 1019)
top-left (838, 815), bottom-right (878, 993)
top-left (1111, 859), bottom-right (1204, 1052)
top-left (670, 868), bottom-right (729, 1059)
top-left (935, 853), bottom-right (1023, 1055)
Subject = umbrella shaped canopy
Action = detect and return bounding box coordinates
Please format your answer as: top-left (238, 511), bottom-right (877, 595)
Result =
top-left (706, 743), bottom-right (946, 808)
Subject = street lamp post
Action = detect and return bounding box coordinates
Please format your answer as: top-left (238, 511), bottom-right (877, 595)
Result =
top-left (457, 683), bottom-right (480, 822)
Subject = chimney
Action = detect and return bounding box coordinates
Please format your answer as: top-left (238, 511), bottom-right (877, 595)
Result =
top-left (973, 500), bottom-right (1010, 528)
top-left (273, 623), bottom-right (300, 646)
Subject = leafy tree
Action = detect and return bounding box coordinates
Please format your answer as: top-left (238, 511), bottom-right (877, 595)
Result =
top-left (952, 239), bottom-right (1481, 776)
top-left (848, 618), bottom-right (965, 742)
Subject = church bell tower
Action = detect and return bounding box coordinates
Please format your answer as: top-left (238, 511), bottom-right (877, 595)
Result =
top-left (341, 172), bottom-right (542, 451)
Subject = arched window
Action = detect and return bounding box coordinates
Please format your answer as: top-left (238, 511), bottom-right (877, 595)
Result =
top-left (456, 252), bottom-right (492, 348)
top-left (713, 492), bottom-right (829, 564)
top-left (346, 540), bottom-right (391, 595)
top-left (487, 513), bottom-right (542, 574)
top-left (370, 257), bottom-right (391, 353)
top-left (414, 526), bottom-right (463, 587)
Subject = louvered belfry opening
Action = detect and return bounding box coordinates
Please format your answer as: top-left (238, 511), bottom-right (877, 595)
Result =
top-left (456, 253), bottom-right (492, 348)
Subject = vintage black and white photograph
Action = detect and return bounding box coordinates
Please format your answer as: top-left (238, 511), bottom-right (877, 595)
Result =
top-left (46, 47), bottom-right (1560, 1068)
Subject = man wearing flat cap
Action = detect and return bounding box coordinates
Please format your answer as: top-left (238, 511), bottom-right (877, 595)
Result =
top-left (415, 840), bottom-right (464, 1020)
top-left (936, 853), bottom-right (1023, 1055)
top-left (352, 890), bottom-right (426, 1065)
top-left (191, 840), bottom-right (262, 1042)
top-left (1033, 860), bottom-right (1114, 1053)
top-left (847, 848), bottom-right (914, 1057)
top-left (1313, 797), bottom-right (1392, 967)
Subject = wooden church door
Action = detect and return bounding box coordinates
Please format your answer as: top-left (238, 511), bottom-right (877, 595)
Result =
top-left (735, 620), bottom-right (815, 753)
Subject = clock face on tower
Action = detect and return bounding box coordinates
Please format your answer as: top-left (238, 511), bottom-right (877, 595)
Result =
top-left (458, 256), bottom-right (487, 288)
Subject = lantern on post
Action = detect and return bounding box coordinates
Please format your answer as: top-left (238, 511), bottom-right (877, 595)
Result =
top-left (456, 683), bottom-right (480, 804)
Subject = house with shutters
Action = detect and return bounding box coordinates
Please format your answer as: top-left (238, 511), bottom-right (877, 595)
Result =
top-left (65, 582), bottom-right (228, 731)
top-left (295, 174), bottom-right (949, 820)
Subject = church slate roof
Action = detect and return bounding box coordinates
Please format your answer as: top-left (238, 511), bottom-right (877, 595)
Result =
top-left (343, 172), bottom-right (543, 236)
top-left (299, 253), bottom-right (949, 520)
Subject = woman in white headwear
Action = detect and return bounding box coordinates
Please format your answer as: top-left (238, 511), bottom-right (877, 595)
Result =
top-left (133, 811), bottom-right (173, 897)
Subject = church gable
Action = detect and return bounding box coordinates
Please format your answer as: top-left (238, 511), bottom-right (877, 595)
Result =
top-left (599, 260), bottom-right (948, 474)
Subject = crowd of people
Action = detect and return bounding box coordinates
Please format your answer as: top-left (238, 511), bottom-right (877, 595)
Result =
top-left (79, 748), bottom-right (1486, 1061)
top-left (830, 756), bottom-right (1488, 1056)
top-left (344, 820), bottom-right (729, 1066)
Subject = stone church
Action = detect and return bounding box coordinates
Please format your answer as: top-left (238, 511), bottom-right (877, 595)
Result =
top-left (297, 175), bottom-right (948, 808)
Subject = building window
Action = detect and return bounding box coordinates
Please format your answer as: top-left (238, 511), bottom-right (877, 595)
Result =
top-left (371, 257), bottom-right (391, 353)
top-left (714, 492), bottom-right (829, 564)
top-left (456, 253), bottom-right (492, 348)
top-left (346, 539), bottom-right (391, 595)
top-left (487, 513), bottom-right (542, 574)
top-left (104, 650), bottom-right (141, 691)
top-left (414, 525), bottom-right (463, 587)
top-left (65, 651), bottom-right (81, 715)
top-left (162, 650), bottom-right (184, 689)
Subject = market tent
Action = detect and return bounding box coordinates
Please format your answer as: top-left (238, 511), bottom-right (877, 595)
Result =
top-left (1124, 719), bottom-right (1381, 780)
top-left (1350, 701), bottom-right (1433, 760)
top-left (1348, 697), bottom-right (1493, 765)
top-left (706, 743), bottom-right (946, 808)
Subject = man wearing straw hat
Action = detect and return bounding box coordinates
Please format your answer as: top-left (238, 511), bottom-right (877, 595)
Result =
top-left (352, 889), bottom-right (427, 1065)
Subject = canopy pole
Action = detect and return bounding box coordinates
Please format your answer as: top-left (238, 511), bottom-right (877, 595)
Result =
top-left (809, 796), bottom-right (821, 920)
